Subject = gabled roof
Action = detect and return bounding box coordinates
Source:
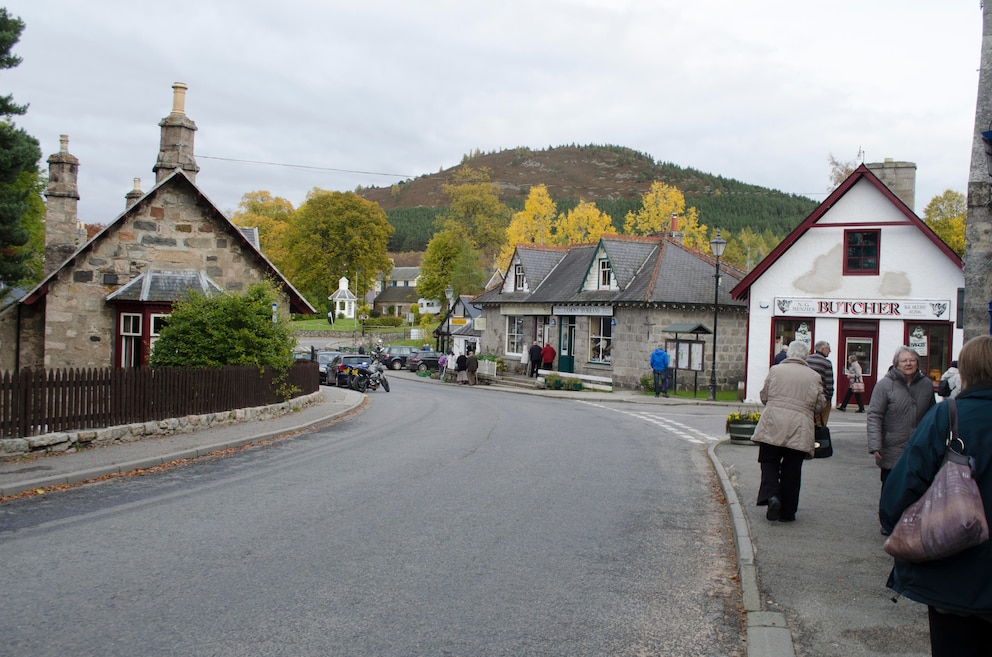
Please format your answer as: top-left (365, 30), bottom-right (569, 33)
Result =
top-left (730, 164), bottom-right (964, 300)
top-left (387, 266), bottom-right (420, 282)
top-left (516, 245), bottom-right (569, 291)
top-left (472, 234), bottom-right (745, 309)
top-left (16, 172), bottom-right (315, 314)
top-left (374, 286), bottom-right (420, 304)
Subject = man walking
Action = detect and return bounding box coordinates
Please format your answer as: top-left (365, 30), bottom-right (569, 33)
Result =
top-left (806, 340), bottom-right (835, 426)
top-left (650, 343), bottom-right (670, 398)
top-left (528, 341), bottom-right (543, 377)
top-left (466, 349), bottom-right (479, 385)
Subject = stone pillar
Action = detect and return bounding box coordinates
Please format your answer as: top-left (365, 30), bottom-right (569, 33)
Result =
top-left (153, 82), bottom-right (199, 184)
top-left (125, 178), bottom-right (143, 209)
top-left (965, 3), bottom-right (992, 340)
top-left (44, 134), bottom-right (81, 275)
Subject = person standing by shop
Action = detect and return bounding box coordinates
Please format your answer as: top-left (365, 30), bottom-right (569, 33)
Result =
top-left (806, 341), bottom-right (835, 426)
top-left (528, 341), bottom-right (543, 378)
top-left (650, 343), bottom-right (670, 398)
top-left (879, 335), bottom-right (992, 656)
top-left (466, 349), bottom-right (479, 386)
top-left (751, 341), bottom-right (827, 523)
top-left (541, 342), bottom-right (556, 371)
top-left (867, 346), bottom-right (935, 517)
top-left (837, 354), bottom-right (866, 412)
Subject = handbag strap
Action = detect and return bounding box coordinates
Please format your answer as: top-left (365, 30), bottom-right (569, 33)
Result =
top-left (947, 398), bottom-right (964, 454)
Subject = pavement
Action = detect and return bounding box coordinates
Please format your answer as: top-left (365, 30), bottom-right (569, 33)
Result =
top-left (0, 370), bottom-right (929, 657)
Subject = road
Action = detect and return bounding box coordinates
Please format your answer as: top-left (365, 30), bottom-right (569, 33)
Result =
top-left (1, 380), bottom-right (744, 656)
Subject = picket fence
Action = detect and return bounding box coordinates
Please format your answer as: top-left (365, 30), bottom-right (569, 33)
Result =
top-left (0, 361), bottom-right (318, 439)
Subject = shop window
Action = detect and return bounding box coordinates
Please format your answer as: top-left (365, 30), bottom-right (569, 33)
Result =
top-left (906, 322), bottom-right (951, 385)
top-left (844, 230), bottom-right (880, 275)
top-left (506, 316), bottom-right (525, 355)
top-left (771, 319), bottom-right (814, 365)
top-left (589, 316), bottom-right (612, 363)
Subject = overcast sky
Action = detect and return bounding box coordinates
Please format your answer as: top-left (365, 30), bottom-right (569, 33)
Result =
top-left (3, 1), bottom-right (984, 225)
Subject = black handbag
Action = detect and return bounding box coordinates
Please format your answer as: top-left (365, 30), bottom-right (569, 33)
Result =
top-left (814, 424), bottom-right (833, 458)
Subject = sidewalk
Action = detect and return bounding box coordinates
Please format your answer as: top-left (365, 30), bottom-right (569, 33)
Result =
top-left (0, 374), bottom-right (929, 657)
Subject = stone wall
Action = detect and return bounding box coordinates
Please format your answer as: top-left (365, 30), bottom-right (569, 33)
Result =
top-left (0, 390), bottom-right (323, 458)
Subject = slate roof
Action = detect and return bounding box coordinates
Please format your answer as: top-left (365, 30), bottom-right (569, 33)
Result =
top-left (374, 286), bottom-right (420, 304)
top-left (106, 270), bottom-right (223, 303)
top-left (474, 235), bottom-right (744, 309)
top-left (387, 266), bottom-right (420, 283)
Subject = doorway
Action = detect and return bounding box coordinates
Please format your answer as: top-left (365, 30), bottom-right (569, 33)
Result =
top-left (558, 316), bottom-right (576, 373)
top-left (838, 321), bottom-right (878, 403)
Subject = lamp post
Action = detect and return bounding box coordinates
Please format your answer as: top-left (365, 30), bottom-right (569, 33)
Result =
top-left (443, 284), bottom-right (454, 354)
top-left (708, 230), bottom-right (727, 401)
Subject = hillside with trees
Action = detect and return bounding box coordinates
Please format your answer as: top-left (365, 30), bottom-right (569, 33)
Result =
top-left (355, 144), bottom-right (819, 256)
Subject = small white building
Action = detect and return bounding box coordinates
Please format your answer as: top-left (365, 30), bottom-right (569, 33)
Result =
top-left (731, 164), bottom-right (964, 404)
top-left (329, 277), bottom-right (358, 320)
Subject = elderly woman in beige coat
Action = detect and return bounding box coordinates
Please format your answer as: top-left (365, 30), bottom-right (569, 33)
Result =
top-left (752, 341), bottom-right (828, 522)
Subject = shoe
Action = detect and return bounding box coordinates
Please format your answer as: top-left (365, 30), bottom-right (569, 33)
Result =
top-left (880, 525), bottom-right (891, 536)
top-left (655, 394), bottom-right (659, 398)
top-left (836, 406), bottom-right (846, 412)
top-left (663, 393), bottom-right (669, 398)
top-left (856, 409), bottom-right (865, 413)
top-left (766, 496), bottom-right (781, 521)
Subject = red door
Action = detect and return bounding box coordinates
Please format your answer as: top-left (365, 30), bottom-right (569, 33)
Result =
top-left (837, 320), bottom-right (879, 406)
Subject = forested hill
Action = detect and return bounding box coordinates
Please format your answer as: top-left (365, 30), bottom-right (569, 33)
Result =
top-left (355, 144), bottom-right (819, 253)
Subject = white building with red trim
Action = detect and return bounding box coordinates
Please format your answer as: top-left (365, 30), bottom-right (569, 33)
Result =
top-left (730, 164), bottom-right (964, 405)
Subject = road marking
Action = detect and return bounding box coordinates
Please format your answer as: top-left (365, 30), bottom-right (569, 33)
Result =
top-left (577, 401), bottom-right (722, 444)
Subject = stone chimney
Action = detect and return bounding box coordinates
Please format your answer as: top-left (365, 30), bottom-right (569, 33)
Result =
top-left (866, 158), bottom-right (917, 212)
top-left (44, 134), bottom-right (81, 274)
top-left (125, 178), bottom-right (143, 209)
top-left (153, 82), bottom-right (199, 184)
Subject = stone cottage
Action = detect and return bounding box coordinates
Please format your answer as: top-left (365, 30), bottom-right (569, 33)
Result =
top-left (0, 83), bottom-right (314, 372)
top-left (471, 234), bottom-right (747, 390)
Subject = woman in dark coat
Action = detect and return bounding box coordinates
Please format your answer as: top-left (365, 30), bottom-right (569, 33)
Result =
top-left (879, 335), bottom-right (992, 656)
top-left (867, 346), bottom-right (936, 487)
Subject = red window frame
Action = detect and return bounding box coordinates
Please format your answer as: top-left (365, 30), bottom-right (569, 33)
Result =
top-left (844, 229), bottom-right (880, 276)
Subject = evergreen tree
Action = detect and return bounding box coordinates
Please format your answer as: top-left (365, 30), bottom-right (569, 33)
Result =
top-left (0, 8), bottom-right (42, 294)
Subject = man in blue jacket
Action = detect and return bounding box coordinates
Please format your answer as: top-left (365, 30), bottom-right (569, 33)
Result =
top-left (650, 344), bottom-right (670, 398)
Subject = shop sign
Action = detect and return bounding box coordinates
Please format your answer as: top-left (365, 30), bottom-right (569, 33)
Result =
top-left (773, 298), bottom-right (950, 320)
top-left (552, 305), bottom-right (613, 316)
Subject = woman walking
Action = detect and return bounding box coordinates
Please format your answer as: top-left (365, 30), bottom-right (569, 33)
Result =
top-left (837, 354), bottom-right (866, 412)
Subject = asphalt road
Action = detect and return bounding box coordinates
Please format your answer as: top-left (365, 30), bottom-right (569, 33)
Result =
top-left (0, 378), bottom-right (745, 657)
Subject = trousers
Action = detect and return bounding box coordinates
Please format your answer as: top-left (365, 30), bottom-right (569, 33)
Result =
top-left (757, 442), bottom-right (806, 520)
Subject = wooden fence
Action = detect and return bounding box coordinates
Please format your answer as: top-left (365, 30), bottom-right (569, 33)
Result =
top-left (0, 361), bottom-right (319, 439)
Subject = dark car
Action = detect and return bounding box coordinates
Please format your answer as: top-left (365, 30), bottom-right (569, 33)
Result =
top-left (407, 349), bottom-right (443, 372)
top-left (331, 353), bottom-right (373, 387)
top-left (379, 345), bottom-right (416, 370)
top-left (315, 350), bottom-right (343, 385)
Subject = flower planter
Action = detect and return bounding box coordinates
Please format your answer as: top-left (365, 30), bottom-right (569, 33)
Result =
top-left (727, 422), bottom-right (757, 444)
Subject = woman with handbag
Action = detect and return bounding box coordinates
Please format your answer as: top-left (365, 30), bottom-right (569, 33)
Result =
top-left (837, 354), bottom-right (866, 412)
top-left (879, 335), bottom-right (992, 656)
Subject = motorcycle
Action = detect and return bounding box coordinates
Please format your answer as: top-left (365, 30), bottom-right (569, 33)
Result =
top-left (347, 359), bottom-right (390, 393)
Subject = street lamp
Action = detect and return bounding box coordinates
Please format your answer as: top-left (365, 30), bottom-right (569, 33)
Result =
top-left (708, 230), bottom-right (727, 401)
top-left (444, 284), bottom-right (454, 354)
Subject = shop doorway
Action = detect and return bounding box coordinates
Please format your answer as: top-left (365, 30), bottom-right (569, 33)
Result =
top-left (838, 321), bottom-right (878, 402)
top-left (558, 316), bottom-right (575, 373)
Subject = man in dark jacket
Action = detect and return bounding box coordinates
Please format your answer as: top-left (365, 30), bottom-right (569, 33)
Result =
top-left (528, 341), bottom-right (543, 377)
top-left (806, 341), bottom-right (835, 425)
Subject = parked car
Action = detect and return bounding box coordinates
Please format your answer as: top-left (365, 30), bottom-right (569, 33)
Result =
top-left (407, 349), bottom-right (443, 372)
top-left (331, 353), bottom-right (373, 387)
top-left (379, 345), bottom-right (416, 370)
top-left (315, 350), bottom-right (342, 385)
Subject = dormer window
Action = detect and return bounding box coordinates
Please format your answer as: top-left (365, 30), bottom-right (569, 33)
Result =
top-left (514, 264), bottom-right (525, 291)
top-left (599, 259), bottom-right (612, 288)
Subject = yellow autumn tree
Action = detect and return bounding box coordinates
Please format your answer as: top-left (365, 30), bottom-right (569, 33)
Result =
top-left (553, 200), bottom-right (616, 245)
top-left (922, 189), bottom-right (966, 256)
top-left (623, 181), bottom-right (708, 250)
top-left (230, 191), bottom-right (295, 272)
top-left (499, 184), bottom-right (557, 267)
